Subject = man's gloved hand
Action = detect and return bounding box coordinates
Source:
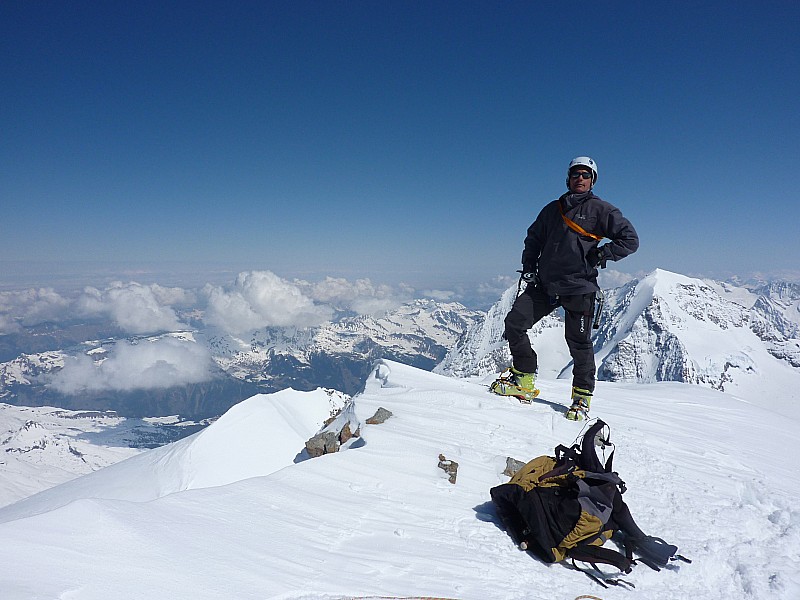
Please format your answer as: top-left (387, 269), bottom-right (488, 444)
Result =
top-left (588, 245), bottom-right (609, 269)
top-left (521, 271), bottom-right (539, 286)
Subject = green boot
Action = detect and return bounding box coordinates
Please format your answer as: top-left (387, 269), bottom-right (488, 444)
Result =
top-left (490, 367), bottom-right (539, 402)
top-left (566, 387), bottom-right (592, 421)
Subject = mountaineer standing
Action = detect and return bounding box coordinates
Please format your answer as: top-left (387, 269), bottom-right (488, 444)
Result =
top-left (491, 157), bottom-right (639, 420)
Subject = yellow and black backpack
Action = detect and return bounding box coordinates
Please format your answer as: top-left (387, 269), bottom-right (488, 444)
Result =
top-left (490, 419), bottom-right (690, 588)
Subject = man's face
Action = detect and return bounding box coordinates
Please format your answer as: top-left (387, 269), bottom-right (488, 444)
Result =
top-left (569, 168), bottom-right (593, 193)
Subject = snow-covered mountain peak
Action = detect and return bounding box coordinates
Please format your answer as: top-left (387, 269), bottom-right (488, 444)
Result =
top-left (597, 270), bottom-right (770, 391)
top-left (629, 268), bottom-right (748, 331)
top-left (435, 282), bottom-right (566, 379)
top-left (165, 386), bottom-right (350, 491)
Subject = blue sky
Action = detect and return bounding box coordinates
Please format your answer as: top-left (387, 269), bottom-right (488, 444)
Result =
top-left (2, 1), bottom-right (798, 291)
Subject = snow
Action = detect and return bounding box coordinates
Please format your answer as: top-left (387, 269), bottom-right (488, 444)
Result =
top-left (0, 350), bottom-right (66, 386)
top-left (0, 405), bottom-right (142, 507)
top-left (0, 387), bottom-right (348, 516)
top-left (601, 270), bottom-right (800, 416)
top-left (0, 359), bottom-right (798, 599)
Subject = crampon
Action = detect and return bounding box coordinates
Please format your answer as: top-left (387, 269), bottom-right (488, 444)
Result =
top-left (489, 369), bottom-right (540, 404)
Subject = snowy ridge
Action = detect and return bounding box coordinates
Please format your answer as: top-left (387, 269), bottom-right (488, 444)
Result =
top-left (0, 360), bottom-right (798, 599)
top-left (0, 387), bottom-right (348, 521)
top-left (433, 285), bottom-right (518, 378)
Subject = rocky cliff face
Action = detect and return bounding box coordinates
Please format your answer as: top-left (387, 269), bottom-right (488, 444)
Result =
top-left (747, 282), bottom-right (800, 368)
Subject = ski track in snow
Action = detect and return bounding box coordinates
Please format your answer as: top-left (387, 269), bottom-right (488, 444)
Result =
top-left (0, 360), bottom-right (798, 599)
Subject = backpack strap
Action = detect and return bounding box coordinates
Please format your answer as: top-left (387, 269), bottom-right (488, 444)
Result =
top-left (567, 543), bottom-right (634, 574)
top-left (604, 448), bottom-right (616, 474)
top-left (622, 534), bottom-right (692, 571)
top-left (554, 443), bottom-right (581, 465)
top-left (578, 419), bottom-right (616, 474)
top-left (539, 444), bottom-right (580, 480)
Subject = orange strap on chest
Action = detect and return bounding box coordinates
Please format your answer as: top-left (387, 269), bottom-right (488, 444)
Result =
top-left (559, 202), bottom-right (604, 241)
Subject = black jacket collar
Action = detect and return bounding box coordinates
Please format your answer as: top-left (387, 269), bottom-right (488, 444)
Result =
top-left (560, 191), bottom-right (595, 212)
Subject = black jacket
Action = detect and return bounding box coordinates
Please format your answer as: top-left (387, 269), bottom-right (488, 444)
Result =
top-left (522, 191), bottom-right (639, 296)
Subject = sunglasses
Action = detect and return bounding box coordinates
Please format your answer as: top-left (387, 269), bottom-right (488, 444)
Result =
top-left (569, 171), bottom-right (593, 180)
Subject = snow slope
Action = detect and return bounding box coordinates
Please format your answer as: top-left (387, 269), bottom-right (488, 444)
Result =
top-left (0, 360), bottom-right (797, 599)
top-left (0, 404), bottom-right (142, 507)
top-left (0, 387), bottom-right (348, 518)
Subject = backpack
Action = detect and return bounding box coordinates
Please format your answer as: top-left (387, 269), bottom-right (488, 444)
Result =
top-left (490, 419), bottom-right (690, 588)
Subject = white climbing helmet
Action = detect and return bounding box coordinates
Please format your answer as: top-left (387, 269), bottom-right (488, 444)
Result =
top-left (567, 156), bottom-right (598, 186)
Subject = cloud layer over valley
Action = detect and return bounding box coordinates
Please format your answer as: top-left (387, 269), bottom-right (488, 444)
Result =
top-left (1, 271), bottom-right (445, 395)
top-left (48, 336), bottom-right (216, 393)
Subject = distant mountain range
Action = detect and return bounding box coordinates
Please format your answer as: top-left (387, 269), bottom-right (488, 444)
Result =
top-left (0, 299), bottom-right (483, 423)
top-left (204, 298), bottom-right (484, 393)
top-left (1, 269), bottom-right (798, 432)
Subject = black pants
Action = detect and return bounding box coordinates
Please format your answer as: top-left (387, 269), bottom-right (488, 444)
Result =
top-left (504, 285), bottom-right (596, 392)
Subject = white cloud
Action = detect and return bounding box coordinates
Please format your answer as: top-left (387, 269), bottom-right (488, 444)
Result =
top-left (149, 283), bottom-right (197, 308)
top-left (598, 269), bottom-right (638, 289)
top-left (76, 282), bottom-right (186, 334)
top-left (475, 275), bottom-right (518, 298)
top-left (203, 271), bottom-right (334, 334)
top-left (0, 314), bottom-right (22, 335)
top-left (420, 289), bottom-right (455, 302)
top-left (299, 276), bottom-right (409, 316)
top-left (304, 277), bottom-right (361, 304)
top-left (0, 272), bottom-right (438, 337)
top-left (0, 288), bottom-right (71, 330)
top-left (49, 337), bottom-right (215, 393)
